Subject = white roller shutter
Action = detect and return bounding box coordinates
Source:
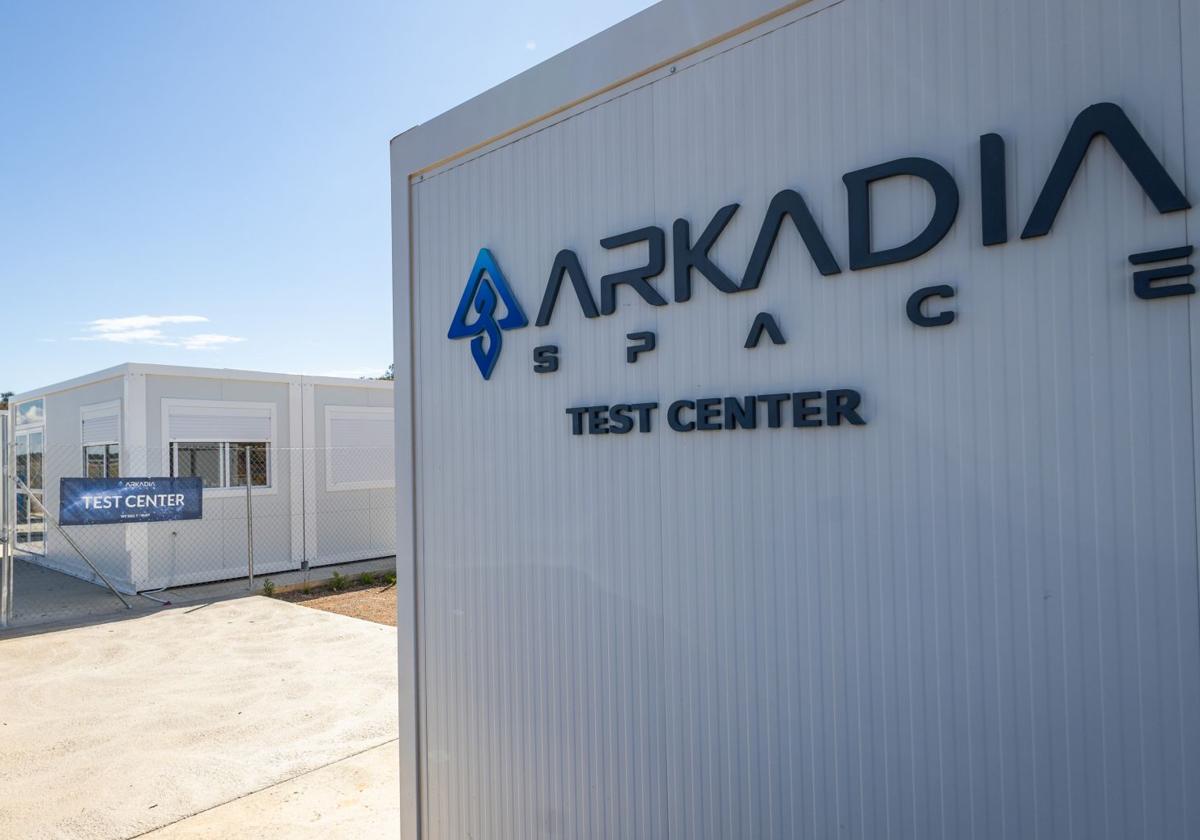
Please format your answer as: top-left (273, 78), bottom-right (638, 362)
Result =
top-left (165, 403), bottom-right (273, 442)
top-left (325, 407), bottom-right (395, 489)
top-left (81, 412), bottom-right (119, 445)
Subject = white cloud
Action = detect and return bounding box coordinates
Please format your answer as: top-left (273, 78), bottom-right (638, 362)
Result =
top-left (73, 315), bottom-right (245, 350)
top-left (178, 334), bottom-right (247, 351)
top-left (89, 315), bottom-right (208, 333)
top-left (525, 39), bottom-right (537, 50)
top-left (78, 327), bottom-right (172, 344)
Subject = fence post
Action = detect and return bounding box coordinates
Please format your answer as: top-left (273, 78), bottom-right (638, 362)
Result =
top-left (1, 410), bottom-right (11, 629)
top-left (245, 446), bottom-right (254, 589)
top-left (5, 410), bottom-right (14, 625)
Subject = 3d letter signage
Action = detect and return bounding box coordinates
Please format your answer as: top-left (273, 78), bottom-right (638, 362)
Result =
top-left (442, 101), bottom-right (1193, 434)
top-left (60, 477), bottom-right (203, 526)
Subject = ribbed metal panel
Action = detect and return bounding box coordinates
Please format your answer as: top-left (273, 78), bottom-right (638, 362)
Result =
top-left (408, 1), bottom-right (1200, 838)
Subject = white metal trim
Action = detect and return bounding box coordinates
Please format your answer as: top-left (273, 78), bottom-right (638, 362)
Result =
top-left (124, 372), bottom-right (149, 587)
top-left (288, 382), bottom-right (305, 565)
top-left (302, 384), bottom-right (318, 562)
top-left (130, 363), bottom-right (296, 385)
top-left (300, 374), bottom-right (394, 390)
top-left (15, 363), bottom-right (390, 406)
top-left (12, 365), bottom-right (130, 404)
top-left (390, 0), bottom-right (832, 179)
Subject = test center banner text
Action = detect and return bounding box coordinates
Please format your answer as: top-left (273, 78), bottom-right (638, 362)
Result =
top-left (59, 477), bottom-right (203, 526)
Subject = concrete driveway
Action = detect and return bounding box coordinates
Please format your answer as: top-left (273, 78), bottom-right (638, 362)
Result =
top-left (0, 596), bottom-right (398, 839)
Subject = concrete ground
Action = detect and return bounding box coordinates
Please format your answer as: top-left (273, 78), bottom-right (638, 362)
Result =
top-left (4, 558), bottom-right (142, 629)
top-left (3, 556), bottom-right (396, 632)
top-left (141, 742), bottom-right (398, 839)
top-left (0, 595), bottom-right (399, 839)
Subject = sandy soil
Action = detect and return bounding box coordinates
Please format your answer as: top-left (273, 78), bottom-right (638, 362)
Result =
top-left (279, 584), bottom-right (398, 626)
top-left (0, 596), bottom-right (397, 840)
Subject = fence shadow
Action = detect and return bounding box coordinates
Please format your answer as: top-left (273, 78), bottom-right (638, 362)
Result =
top-left (0, 554), bottom-right (396, 639)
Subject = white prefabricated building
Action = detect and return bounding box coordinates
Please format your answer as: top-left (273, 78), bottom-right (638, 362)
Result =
top-left (12, 363), bottom-right (395, 593)
top-left (391, 0), bottom-right (1200, 838)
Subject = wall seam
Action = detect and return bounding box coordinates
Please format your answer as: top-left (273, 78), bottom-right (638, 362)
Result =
top-left (1177, 0), bottom-right (1200, 819)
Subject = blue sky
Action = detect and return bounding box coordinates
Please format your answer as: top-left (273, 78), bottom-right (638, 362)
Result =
top-left (0, 0), bottom-right (654, 394)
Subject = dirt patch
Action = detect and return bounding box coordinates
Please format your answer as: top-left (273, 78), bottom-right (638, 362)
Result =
top-left (278, 584), bottom-right (398, 626)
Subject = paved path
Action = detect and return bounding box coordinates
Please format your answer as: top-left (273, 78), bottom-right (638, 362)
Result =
top-left (141, 741), bottom-right (399, 839)
top-left (0, 596), bottom-right (398, 839)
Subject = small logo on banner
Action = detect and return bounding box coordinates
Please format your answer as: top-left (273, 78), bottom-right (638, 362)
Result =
top-left (447, 248), bottom-right (528, 380)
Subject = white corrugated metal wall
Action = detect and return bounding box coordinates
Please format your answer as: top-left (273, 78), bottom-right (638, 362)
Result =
top-left (407, 0), bottom-right (1200, 837)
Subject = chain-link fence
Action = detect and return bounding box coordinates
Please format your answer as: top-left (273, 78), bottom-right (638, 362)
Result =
top-left (1, 441), bottom-right (396, 631)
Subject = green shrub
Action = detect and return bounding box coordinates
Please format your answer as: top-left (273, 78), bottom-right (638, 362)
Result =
top-left (329, 571), bottom-right (349, 592)
top-left (261, 579), bottom-right (276, 597)
top-left (358, 572), bottom-right (375, 587)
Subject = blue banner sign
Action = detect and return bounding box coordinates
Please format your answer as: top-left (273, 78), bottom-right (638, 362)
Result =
top-left (59, 477), bottom-right (203, 526)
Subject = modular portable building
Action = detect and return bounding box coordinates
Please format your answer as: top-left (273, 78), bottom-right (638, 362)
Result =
top-left (391, 0), bottom-right (1200, 838)
top-left (11, 363), bottom-right (395, 593)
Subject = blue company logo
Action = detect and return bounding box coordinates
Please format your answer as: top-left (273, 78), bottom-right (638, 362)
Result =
top-left (447, 248), bottom-right (529, 379)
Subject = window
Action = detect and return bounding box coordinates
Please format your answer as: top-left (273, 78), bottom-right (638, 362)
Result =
top-left (173, 442), bottom-right (221, 488)
top-left (228, 442), bottom-right (269, 487)
top-left (171, 442), bottom-right (269, 489)
top-left (324, 406), bottom-right (394, 491)
top-left (81, 401), bottom-right (120, 479)
top-left (15, 400), bottom-right (45, 554)
top-left (16, 398), bottom-right (44, 428)
top-left (85, 444), bottom-right (120, 479)
top-left (161, 399), bottom-right (275, 494)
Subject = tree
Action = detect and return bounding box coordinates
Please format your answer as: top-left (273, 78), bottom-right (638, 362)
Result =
top-left (0, 391), bottom-right (11, 410)
top-left (361, 365), bottom-right (394, 381)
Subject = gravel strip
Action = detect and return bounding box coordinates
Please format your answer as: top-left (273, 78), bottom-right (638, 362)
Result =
top-left (278, 585), bottom-right (398, 626)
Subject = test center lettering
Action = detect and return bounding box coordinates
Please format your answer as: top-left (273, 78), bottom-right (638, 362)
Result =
top-left (81, 493), bottom-right (188, 511)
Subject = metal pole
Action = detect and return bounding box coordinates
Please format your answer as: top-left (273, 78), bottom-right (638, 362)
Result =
top-left (1, 411), bottom-right (11, 630)
top-left (4, 413), bottom-right (14, 625)
top-left (245, 447), bottom-right (254, 589)
top-left (15, 473), bottom-right (131, 610)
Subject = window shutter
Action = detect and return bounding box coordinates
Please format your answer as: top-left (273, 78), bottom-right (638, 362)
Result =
top-left (81, 413), bottom-right (119, 445)
top-left (166, 405), bottom-right (272, 441)
top-left (326, 408), bottom-right (395, 487)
